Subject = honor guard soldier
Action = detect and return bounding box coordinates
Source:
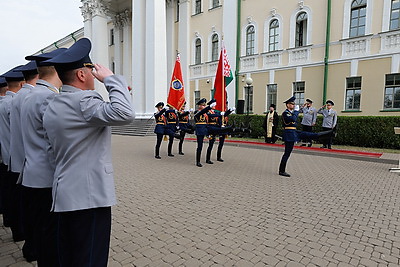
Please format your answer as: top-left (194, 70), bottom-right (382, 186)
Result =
top-left (299, 98), bottom-right (317, 147)
top-left (0, 66), bottom-right (25, 242)
top-left (279, 96), bottom-right (332, 177)
top-left (0, 76), bottom-right (7, 225)
top-left (154, 102), bottom-right (166, 159)
top-left (215, 106), bottom-right (235, 162)
top-left (177, 102), bottom-right (193, 155)
top-left (9, 61), bottom-right (39, 261)
top-left (165, 104), bottom-right (179, 157)
top-left (42, 38), bottom-right (134, 267)
top-left (318, 100), bottom-right (337, 149)
top-left (20, 48), bottom-right (67, 266)
top-left (205, 100), bottom-right (234, 164)
top-left (194, 98), bottom-right (215, 167)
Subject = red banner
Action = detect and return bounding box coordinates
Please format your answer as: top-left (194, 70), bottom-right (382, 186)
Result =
top-left (167, 54), bottom-right (185, 110)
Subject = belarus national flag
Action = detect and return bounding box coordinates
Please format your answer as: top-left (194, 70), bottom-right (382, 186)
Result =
top-left (213, 44), bottom-right (233, 112)
top-left (167, 54), bottom-right (185, 110)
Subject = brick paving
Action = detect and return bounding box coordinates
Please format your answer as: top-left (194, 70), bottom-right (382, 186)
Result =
top-left (1, 135), bottom-right (400, 266)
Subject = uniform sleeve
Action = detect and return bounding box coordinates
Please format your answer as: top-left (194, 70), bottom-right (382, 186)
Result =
top-left (283, 110), bottom-right (299, 123)
top-left (317, 108), bottom-right (323, 114)
top-left (194, 106), bottom-right (211, 119)
top-left (154, 108), bottom-right (166, 119)
top-left (333, 111), bottom-right (338, 128)
top-left (312, 108), bottom-right (317, 124)
top-left (79, 75), bottom-right (135, 126)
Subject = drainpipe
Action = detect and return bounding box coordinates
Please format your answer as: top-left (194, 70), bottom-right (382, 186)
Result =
top-left (54, 42), bottom-right (59, 49)
top-left (322, 0), bottom-right (332, 104)
top-left (71, 32), bottom-right (77, 43)
top-left (235, 0), bottom-right (242, 106)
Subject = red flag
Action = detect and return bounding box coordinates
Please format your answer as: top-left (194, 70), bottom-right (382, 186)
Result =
top-left (213, 44), bottom-right (233, 112)
top-left (167, 54), bottom-right (185, 110)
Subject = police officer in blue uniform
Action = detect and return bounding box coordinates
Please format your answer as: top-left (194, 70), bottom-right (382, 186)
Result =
top-left (279, 96), bottom-right (332, 177)
top-left (154, 102), bottom-right (166, 159)
top-left (194, 98), bottom-right (215, 167)
top-left (165, 104), bottom-right (179, 157)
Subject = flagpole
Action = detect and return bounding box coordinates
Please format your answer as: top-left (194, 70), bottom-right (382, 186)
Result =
top-left (221, 39), bottom-right (226, 126)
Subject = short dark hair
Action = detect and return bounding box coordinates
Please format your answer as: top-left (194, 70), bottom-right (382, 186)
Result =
top-left (23, 72), bottom-right (38, 82)
top-left (57, 69), bottom-right (78, 85)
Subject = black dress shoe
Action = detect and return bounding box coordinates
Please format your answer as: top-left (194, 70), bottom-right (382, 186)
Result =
top-left (206, 160), bottom-right (214, 164)
top-left (320, 145), bottom-right (327, 148)
top-left (307, 144), bottom-right (312, 147)
top-left (196, 162), bottom-right (203, 167)
top-left (217, 158), bottom-right (224, 162)
top-left (155, 155), bottom-right (161, 159)
top-left (279, 172), bottom-right (291, 177)
top-left (179, 152), bottom-right (184, 155)
top-left (168, 153), bottom-right (174, 157)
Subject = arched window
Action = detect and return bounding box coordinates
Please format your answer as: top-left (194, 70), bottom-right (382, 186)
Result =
top-left (211, 34), bottom-right (219, 61)
top-left (350, 0), bottom-right (367, 37)
top-left (390, 0), bottom-right (400, 30)
top-left (269, 19), bottom-right (279, 52)
top-left (195, 38), bottom-right (202, 65)
top-left (295, 12), bottom-right (308, 47)
top-left (246, 25), bottom-right (255, 56)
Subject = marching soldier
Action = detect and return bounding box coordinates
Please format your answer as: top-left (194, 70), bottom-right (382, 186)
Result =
top-left (205, 100), bottom-right (234, 164)
top-left (165, 104), bottom-right (179, 157)
top-left (42, 38), bottom-right (134, 266)
top-left (215, 106), bottom-right (235, 162)
top-left (177, 102), bottom-right (193, 155)
top-left (194, 98), bottom-right (215, 167)
top-left (279, 96), bottom-right (332, 177)
top-left (20, 48), bottom-right (67, 266)
top-left (299, 98), bottom-right (317, 147)
top-left (0, 66), bottom-right (25, 242)
top-left (318, 100), bottom-right (337, 149)
top-left (154, 102), bottom-right (166, 159)
top-left (9, 61), bottom-right (39, 262)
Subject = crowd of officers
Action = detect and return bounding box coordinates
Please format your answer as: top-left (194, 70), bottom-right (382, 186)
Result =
top-left (153, 99), bottom-right (235, 167)
top-left (0, 38), bottom-right (134, 266)
top-left (263, 98), bottom-right (338, 149)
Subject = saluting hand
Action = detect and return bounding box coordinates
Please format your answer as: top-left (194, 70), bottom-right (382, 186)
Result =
top-left (92, 64), bottom-right (114, 83)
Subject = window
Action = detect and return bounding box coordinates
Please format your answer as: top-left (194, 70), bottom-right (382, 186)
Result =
top-left (349, 0), bottom-right (367, 37)
top-left (194, 91), bottom-right (201, 106)
top-left (295, 12), bottom-right (308, 47)
top-left (195, 0), bottom-right (201, 14)
top-left (346, 77), bottom-right (362, 110)
top-left (212, 0), bottom-right (219, 8)
top-left (390, 0), bottom-right (400, 30)
top-left (109, 29), bottom-right (114, 46)
top-left (269, 19), bottom-right (279, 52)
top-left (211, 34), bottom-right (219, 61)
top-left (246, 25), bottom-right (255, 56)
top-left (267, 84), bottom-right (277, 109)
top-left (195, 38), bottom-right (202, 65)
top-left (244, 85), bottom-right (253, 113)
top-left (293, 82), bottom-right (305, 105)
top-left (384, 74), bottom-right (400, 109)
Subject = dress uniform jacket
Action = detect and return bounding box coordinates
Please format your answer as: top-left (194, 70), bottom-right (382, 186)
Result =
top-left (154, 108), bottom-right (166, 134)
top-left (178, 111), bottom-right (190, 130)
top-left (318, 108), bottom-right (337, 129)
top-left (9, 84), bottom-right (34, 173)
top-left (207, 109), bottom-right (232, 134)
top-left (194, 106), bottom-right (211, 136)
top-left (299, 106), bottom-right (317, 126)
top-left (43, 75), bottom-right (134, 212)
top-left (20, 80), bottom-right (58, 188)
top-left (0, 91), bottom-right (16, 167)
top-left (282, 109), bottom-right (300, 142)
top-left (164, 109), bottom-right (178, 135)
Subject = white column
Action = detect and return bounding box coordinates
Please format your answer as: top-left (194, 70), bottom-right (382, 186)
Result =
top-left (178, 0), bottom-right (191, 108)
top-left (132, 0), bottom-right (146, 117)
top-left (90, 2), bottom-right (110, 100)
top-left (122, 16), bottom-right (132, 86)
top-left (112, 16), bottom-right (122, 75)
top-left (80, 0), bottom-right (92, 39)
top-left (222, 0), bottom-right (238, 107)
top-left (166, 1), bottom-right (175, 95)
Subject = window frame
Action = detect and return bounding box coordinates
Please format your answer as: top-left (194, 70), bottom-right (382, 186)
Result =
top-left (390, 0), bottom-right (400, 30)
top-left (194, 0), bottom-right (202, 15)
top-left (384, 73), bottom-right (400, 109)
top-left (267, 84), bottom-right (278, 110)
top-left (295, 12), bottom-right (308, 47)
top-left (194, 91), bottom-right (201, 107)
top-left (195, 38), bottom-right (202, 65)
top-left (211, 34), bottom-right (219, 61)
top-left (293, 81), bottom-right (305, 106)
top-left (345, 76), bottom-right (362, 110)
top-left (269, 19), bottom-right (279, 52)
top-left (246, 25), bottom-right (256, 56)
top-left (244, 85), bottom-right (254, 113)
top-left (349, 0), bottom-right (367, 37)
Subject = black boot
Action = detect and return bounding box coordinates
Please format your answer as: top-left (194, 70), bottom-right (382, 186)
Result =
top-left (196, 151), bottom-right (202, 167)
top-left (206, 151), bottom-right (213, 164)
top-left (155, 147), bottom-right (161, 159)
top-left (217, 149), bottom-right (223, 162)
top-left (278, 161), bottom-right (290, 177)
top-left (179, 140), bottom-right (184, 155)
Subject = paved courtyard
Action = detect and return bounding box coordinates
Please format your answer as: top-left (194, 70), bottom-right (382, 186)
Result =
top-left (1, 135), bottom-right (400, 266)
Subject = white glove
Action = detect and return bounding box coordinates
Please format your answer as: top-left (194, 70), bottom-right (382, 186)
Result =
top-left (176, 126), bottom-right (180, 130)
top-left (230, 107), bottom-right (236, 111)
top-left (175, 109), bottom-right (178, 114)
top-left (189, 108), bottom-right (194, 112)
top-left (221, 112), bottom-right (225, 116)
top-left (210, 102), bottom-right (217, 108)
top-left (294, 105), bottom-right (300, 111)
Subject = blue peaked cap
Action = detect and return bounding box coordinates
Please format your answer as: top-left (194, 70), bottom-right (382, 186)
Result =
top-left (283, 96), bottom-right (296, 104)
top-left (25, 48), bottom-right (68, 67)
top-left (3, 66), bottom-right (25, 82)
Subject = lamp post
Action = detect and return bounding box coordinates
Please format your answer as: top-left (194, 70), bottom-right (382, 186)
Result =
top-left (245, 77), bottom-right (253, 115)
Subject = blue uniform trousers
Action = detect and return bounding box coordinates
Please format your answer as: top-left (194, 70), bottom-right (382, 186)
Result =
top-left (57, 207), bottom-right (111, 267)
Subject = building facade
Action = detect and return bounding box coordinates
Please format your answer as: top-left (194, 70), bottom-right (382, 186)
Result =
top-left (39, 0), bottom-right (400, 117)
